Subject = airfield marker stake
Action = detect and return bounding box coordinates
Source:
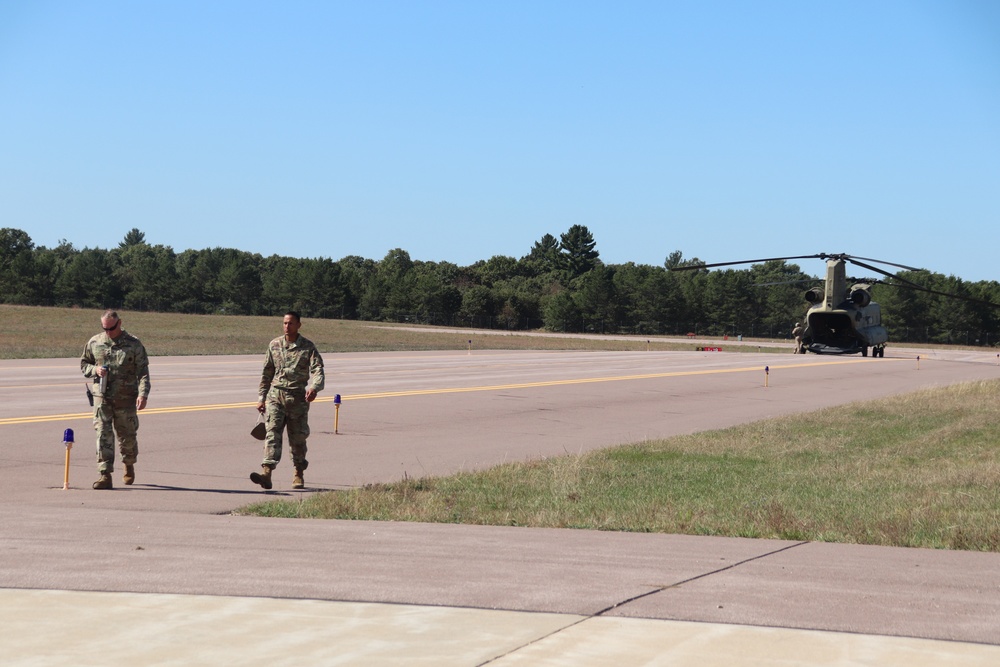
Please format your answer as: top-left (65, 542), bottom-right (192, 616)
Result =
top-left (62, 428), bottom-right (74, 490)
top-left (916, 355), bottom-right (920, 370)
top-left (333, 394), bottom-right (341, 434)
top-left (764, 366), bottom-right (769, 387)
top-left (468, 339), bottom-right (472, 355)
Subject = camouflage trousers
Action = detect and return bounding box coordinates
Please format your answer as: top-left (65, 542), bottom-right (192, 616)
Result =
top-left (261, 388), bottom-right (311, 470)
top-left (93, 397), bottom-right (139, 474)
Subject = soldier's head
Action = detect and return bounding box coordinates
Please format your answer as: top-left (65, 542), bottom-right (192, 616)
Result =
top-left (101, 310), bottom-right (122, 340)
top-left (283, 311), bottom-right (302, 341)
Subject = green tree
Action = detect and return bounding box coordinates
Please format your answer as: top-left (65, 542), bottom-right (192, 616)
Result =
top-left (217, 251), bottom-right (262, 315)
top-left (0, 228), bottom-right (37, 303)
top-left (574, 264), bottom-right (616, 332)
top-left (559, 225), bottom-right (600, 279)
top-left (471, 255), bottom-right (519, 287)
top-left (114, 242), bottom-right (179, 312)
top-left (175, 249), bottom-right (225, 313)
top-left (459, 285), bottom-right (495, 326)
top-left (411, 261), bottom-right (462, 325)
top-left (295, 257), bottom-right (344, 318)
top-left (337, 255), bottom-right (377, 319)
top-left (54, 247), bottom-right (116, 308)
top-left (542, 289), bottom-right (581, 332)
top-left (119, 228), bottom-right (146, 249)
top-left (521, 233), bottom-right (562, 277)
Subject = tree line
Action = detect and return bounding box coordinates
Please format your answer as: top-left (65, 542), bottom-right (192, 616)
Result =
top-left (2, 226), bottom-right (999, 345)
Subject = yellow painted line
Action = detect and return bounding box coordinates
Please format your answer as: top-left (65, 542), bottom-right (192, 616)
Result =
top-left (0, 357), bottom-right (907, 426)
top-left (330, 357), bottom-right (903, 400)
top-left (1, 411), bottom-right (96, 425)
top-left (0, 376), bottom-right (255, 391)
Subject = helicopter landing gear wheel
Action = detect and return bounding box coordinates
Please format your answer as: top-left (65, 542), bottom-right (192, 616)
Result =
top-left (861, 346), bottom-right (868, 357)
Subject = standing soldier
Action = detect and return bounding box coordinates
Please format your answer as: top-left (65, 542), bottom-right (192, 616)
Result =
top-left (251, 311), bottom-right (325, 490)
top-left (80, 310), bottom-right (151, 490)
top-left (792, 322), bottom-right (804, 354)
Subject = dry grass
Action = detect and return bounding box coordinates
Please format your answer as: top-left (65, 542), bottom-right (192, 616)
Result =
top-left (0, 304), bottom-right (784, 358)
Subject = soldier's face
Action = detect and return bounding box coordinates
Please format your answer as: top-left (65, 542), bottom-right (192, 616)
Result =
top-left (102, 317), bottom-right (122, 339)
top-left (283, 315), bottom-right (300, 339)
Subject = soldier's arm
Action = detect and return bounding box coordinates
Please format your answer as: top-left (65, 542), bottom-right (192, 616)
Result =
top-left (80, 342), bottom-right (97, 378)
top-left (136, 342), bottom-right (151, 398)
top-left (305, 347), bottom-right (325, 401)
top-left (258, 346), bottom-right (276, 400)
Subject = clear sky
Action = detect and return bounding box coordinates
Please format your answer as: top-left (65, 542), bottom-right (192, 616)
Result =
top-left (2, 1), bottom-right (998, 282)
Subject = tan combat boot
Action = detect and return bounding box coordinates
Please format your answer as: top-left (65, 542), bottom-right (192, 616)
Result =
top-left (292, 468), bottom-right (305, 490)
top-left (250, 465), bottom-right (273, 490)
top-left (93, 472), bottom-right (113, 490)
top-left (123, 464), bottom-right (135, 486)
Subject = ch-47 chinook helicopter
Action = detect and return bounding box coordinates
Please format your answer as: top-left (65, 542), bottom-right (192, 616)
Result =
top-left (671, 253), bottom-right (980, 357)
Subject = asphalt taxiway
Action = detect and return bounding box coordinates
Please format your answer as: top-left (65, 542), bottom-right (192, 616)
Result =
top-left (3, 346), bottom-right (999, 665)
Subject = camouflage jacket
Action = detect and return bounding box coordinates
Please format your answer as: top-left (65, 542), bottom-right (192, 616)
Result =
top-left (80, 330), bottom-right (151, 400)
top-left (258, 334), bottom-right (325, 400)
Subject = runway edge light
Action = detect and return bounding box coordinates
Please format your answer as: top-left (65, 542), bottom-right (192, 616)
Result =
top-left (334, 394), bottom-right (341, 434)
top-left (62, 428), bottom-right (74, 490)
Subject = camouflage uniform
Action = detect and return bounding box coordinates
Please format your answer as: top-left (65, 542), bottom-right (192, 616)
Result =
top-left (258, 334), bottom-right (325, 471)
top-left (80, 329), bottom-right (151, 474)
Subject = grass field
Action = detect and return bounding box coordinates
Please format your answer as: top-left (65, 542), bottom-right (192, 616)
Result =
top-left (8, 304), bottom-right (999, 551)
top-left (241, 379), bottom-right (1000, 551)
top-left (0, 304), bottom-right (787, 358)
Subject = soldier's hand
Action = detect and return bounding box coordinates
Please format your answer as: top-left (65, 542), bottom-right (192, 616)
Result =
top-left (257, 400), bottom-right (266, 414)
top-left (305, 388), bottom-right (317, 402)
top-left (136, 396), bottom-right (147, 411)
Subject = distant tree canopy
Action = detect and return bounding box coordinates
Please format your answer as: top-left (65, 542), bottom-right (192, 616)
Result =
top-left (2, 226), bottom-right (999, 345)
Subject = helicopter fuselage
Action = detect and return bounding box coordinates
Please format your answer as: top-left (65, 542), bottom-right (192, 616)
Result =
top-left (803, 303), bottom-right (887, 355)
top-left (800, 258), bottom-right (888, 356)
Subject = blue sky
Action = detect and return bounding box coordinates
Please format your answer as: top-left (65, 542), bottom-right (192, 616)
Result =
top-left (2, 1), bottom-right (998, 282)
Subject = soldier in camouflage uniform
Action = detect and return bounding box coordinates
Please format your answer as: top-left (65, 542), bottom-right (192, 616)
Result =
top-left (80, 310), bottom-right (151, 490)
top-left (250, 311), bottom-right (325, 490)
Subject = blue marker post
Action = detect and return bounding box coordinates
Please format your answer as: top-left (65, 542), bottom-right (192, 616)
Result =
top-left (334, 394), bottom-right (342, 434)
top-left (468, 339), bottom-right (472, 355)
top-left (62, 428), bottom-right (74, 490)
top-left (764, 366), bottom-right (769, 388)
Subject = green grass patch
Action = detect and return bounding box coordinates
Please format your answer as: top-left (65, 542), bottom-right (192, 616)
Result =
top-left (240, 380), bottom-right (1000, 552)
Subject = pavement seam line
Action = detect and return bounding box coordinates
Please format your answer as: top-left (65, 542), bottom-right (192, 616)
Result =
top-left (592, 540), bottom-right (811, 616)
top-left (476, 615), bottom-right (593, 667)
top-left (478, 541), bottom-right (812, 665)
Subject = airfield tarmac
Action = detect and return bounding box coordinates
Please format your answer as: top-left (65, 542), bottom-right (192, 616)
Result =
top-left (2, 343), bottom-right (1000, 665)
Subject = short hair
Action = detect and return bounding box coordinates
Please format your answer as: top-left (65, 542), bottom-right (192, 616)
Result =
top-left (285, 311), bottom-right (301, 322)
top-left (102, 310), bottom-right (120, 321)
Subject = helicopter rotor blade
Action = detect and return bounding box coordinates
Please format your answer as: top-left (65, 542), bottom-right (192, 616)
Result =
top-left (843, 258), bottom-right (915, 283)
top-left (753, 278), bottom-right (820, 287)
top-left (869, 279), bottom-right (1000, 308)
top-left (845, 255), bottom-right (925, 272)
top-left (669, 254), bottom-right (822, 271)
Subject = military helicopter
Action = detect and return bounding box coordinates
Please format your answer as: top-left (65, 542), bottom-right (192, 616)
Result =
top-left (670, 253), bottom-right (948, 357)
